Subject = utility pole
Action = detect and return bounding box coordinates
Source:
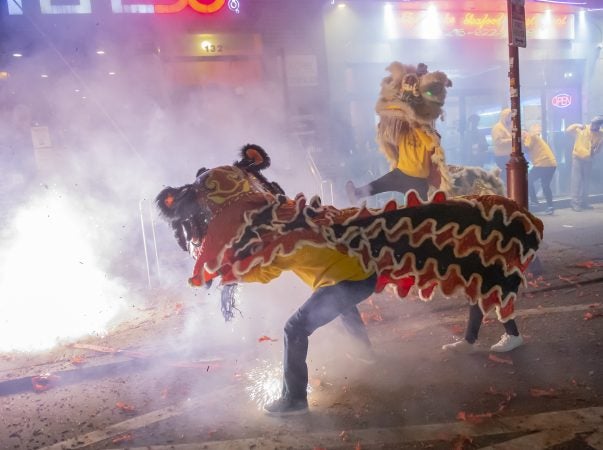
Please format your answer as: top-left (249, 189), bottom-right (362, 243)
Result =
top-left (506, 0), bottom-right (529, 208)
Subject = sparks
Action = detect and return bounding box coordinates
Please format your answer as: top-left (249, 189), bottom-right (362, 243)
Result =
top-left (0, 189), bottom-right (126, 352)
top-left (245, 360), bottom-right (283, 409)
top-left (245, 360), bottom-right (312, 409)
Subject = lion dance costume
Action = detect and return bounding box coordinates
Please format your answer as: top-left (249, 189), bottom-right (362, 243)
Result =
top-left (157, 144), bottom-right (542, 317)
top-left (156, 144), bottom-right (543, 414)
top-left (346, 61), bottom-right (505, 202)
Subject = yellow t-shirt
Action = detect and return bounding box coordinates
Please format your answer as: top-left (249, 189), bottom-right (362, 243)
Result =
top-left (523, 134), bottom-right (557, 168)
top-left (571, 128), bottom-right (603, 160)
top-left (241, 246), bottom-right (373, 290)
top-left (491, 122), bottom-right (512, 157)
top-left (396, 128), bottom-right (436, 179)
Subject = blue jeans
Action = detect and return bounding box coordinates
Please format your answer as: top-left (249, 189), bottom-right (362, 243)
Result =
top-left (528, 166), bottom-right (556, 208)
top-left (282, 275), bottom-right (377, 401)
top-left (571, 156), bottom-right (592, 208)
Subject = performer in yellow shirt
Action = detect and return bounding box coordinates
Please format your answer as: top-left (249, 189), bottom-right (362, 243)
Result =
top-left (522, 124), bottom-right (557, 215)
top-left (565, 116), bottom-right (603, 211)
top-left (346, 62), bottom-right (452, 203)
top-left (157, 144), bottom-right (543, 417)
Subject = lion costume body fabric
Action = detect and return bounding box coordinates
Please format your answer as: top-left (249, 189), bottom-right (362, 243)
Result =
top-left (157, 145), bottom-right (543, 322)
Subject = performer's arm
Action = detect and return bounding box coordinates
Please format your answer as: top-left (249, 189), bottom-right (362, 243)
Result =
top-left (565, 123), bottom-right (584, 135)
top-left (492, 126), bottom-right (511, 145)
top-left (240, 264), bottom-right (283, 284)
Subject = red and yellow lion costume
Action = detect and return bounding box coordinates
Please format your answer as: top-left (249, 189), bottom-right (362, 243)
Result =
top-left (157, 145), bottom-right (543, 322)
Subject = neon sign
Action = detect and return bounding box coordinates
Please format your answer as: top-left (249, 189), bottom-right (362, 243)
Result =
top-left (7, 0), bottom-right (240, 15)
top-left (552, 93), bottom-right (572, 108)
top-left (392, 10), bottom-right (574, 40)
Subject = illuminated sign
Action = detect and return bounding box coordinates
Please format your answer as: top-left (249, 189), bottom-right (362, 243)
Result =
top-left (166, 33), bottom-right (262, 57)
top-left (7, 0), bottom-right (240, 15)
top-left (391, 11), bottom-right (574, 40)
top-left (552, 93), bottom-right (572, 108)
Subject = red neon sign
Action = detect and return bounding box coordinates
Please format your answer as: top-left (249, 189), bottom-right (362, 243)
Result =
top-left (551, 93), bottom-right (572, 108)
top-left (156, 0), bottom-right (226, 14)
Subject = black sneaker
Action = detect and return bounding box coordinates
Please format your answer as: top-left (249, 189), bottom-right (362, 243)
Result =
top-left (263, 397), bottom-right (309, 416)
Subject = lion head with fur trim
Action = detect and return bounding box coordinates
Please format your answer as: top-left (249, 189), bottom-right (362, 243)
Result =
top-left (376, 61), bottom-right (452, 125)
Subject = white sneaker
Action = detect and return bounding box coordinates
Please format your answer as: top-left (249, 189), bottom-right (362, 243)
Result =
top-left (490, 334), bottom-right (524, 352)
top-left (442, 339), bottom-right (476, 354)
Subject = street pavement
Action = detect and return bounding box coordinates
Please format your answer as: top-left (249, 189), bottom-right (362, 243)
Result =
top-left (0, 203), bottom-right (602, 450)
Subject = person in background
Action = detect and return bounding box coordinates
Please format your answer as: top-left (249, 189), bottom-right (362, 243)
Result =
top-left (522, 123), bottom-right (557, 215)
top-left (491, 108), bottom-right (513, 185)
top-left (462, 114), bottom-right (489, 167)
top-left (565, 116), bottom-right (603, 212)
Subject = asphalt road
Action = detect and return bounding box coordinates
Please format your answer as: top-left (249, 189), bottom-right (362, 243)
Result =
top-left (1, 205), bottom-right (602, 450)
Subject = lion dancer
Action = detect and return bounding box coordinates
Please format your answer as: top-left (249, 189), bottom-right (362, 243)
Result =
top-left (156, 144), bottom-right (543, 417)
top-left (346, 62), bottom-right (453, 203)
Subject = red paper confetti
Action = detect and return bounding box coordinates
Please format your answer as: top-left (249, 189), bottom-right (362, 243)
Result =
top-left (488, 354), bottom-right (514, 365)
top-left (456, 411), bottom-right (493, 424)
top-left (258, 335), bottom-right (278, 342)
top-left (31, 374), bottom-right (60, 393)
top-left (112, 433), bottom-right (134, 444)
top-left (529, 388), bottom-right (558, 398)
top-left (575, 260), bottom-right (603, 269)
top-left (115, 401), bottom-right (137, 413)
top-left (70, 355), bottom-right (87, 366)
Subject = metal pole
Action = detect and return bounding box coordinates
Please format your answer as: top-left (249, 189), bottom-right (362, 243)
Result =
top-left (506, 0), bottom-right (529, 209)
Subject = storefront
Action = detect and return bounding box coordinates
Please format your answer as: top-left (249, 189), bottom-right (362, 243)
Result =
top-left (0, 0), bottom-right (332, 186)
top-left (322, 0), bottom-right (603, 197)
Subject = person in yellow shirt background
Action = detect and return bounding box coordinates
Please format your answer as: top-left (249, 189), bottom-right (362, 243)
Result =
top-left (491, 107), bottom-right (513, 186)
top-left (565, 115), bottom-right (603, 212)
top-left (522, 123), bottom-right (557, 215)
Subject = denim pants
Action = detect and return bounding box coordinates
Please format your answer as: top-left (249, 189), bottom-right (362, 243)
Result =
top-left (465, 303), bottom-right (519, 344)
top-left (282, 274), bottom-right (377, 401)
top-left (571, 156), bottom-right (592, 208)
top-left (361, 169), bottom-right (429, 201)
top-left (528, 166), bottom-right (556, 208)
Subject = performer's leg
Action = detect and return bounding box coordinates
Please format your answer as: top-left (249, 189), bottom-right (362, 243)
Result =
top-left (339, 305), bottom-right (372, 350)
top-left (490, 318), bottom-right (523, 352)
top-left (582, 162), bottom-right (593, 208)
top-left (464, 303), bottom-right (483, 344)
top-left (571, 157), bottom-right (583, 210)
top-left (495, 156), bottom-right (508, 185)
top-left (527, 168), bottom-right (539, 205)
top-left (502, 319), bottom-right (519, 336)
top-left (268, 275), bottom-right (376, 414)
top-left (347, 169), bottom-right (428, 202)
top-left (540, 167), bottom-right (556, 210)
top-left (442, 303), bottom-right (481, 353)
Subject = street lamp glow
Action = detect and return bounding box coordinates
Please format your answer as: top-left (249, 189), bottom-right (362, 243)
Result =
top-left (422, 3), bottom-right (442, 39)
top-left (384, 3), bottom-right (398, 40)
